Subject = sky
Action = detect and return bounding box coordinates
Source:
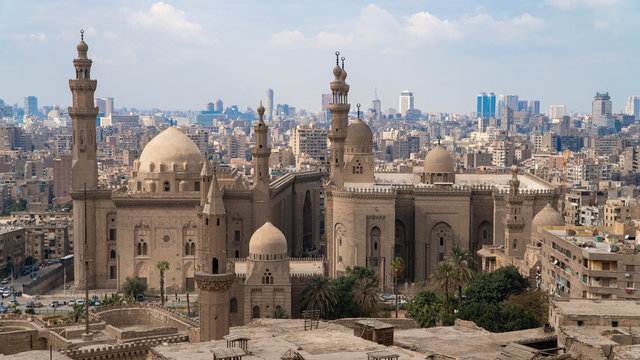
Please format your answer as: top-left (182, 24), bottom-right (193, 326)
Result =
top-left (1, 0), bottom-right (640, 114)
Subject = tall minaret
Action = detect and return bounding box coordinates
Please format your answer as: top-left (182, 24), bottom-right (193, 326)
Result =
top-left (195, 168), bottom-right (235, 341)
top-left (251, 103), bottom-right (271, 230)
top-left (69, 31), bottom-right (100, 289)
top-left (328, 52), bottom-right (350, 187)
top-left (504, 165), bottom-right (525, 258)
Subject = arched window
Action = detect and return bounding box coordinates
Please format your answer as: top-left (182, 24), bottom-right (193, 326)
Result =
top-left (191, 242), bottom-right (195, 256)
top-left (110, 250), bottom-right (116, 259)
top-left (163, 181), bottom-right (170, 192)
top-left (143, 242), bottom-right (148, 255)
top-left (513, 238), bottom-right (517, 249)
top-left (230, 298), bottom-right (238, 313)
top-left (212, 258), bottom-right (219, 274)
top-left (137, 240), bottom-right (148, 256)
top-left (185, 242), bottom-right (190, 255)
top-left (235, 250), bottom-right (239, 258)
top-left (371, 227), bottom-right (381, 254)
top-left (252, 305), bottom-right (260, 319)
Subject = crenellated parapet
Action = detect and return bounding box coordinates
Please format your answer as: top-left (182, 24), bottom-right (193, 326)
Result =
top-left (63, 334), bottom-right (188, 360)
top-left (195, 272), bottom-right (235, 292)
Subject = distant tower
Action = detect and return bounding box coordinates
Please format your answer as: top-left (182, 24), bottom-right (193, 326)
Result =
top-left (372, 89), bottom-right (381, 118)
top-left (504, 165), bottom-right (525, 258)
top-left (399, 90), bottom-right (414, 117)
top-left (214, 99), bottom-right (223, 112)
top-left (252, 104), bottom-right (271, 230)
top-left (626, 96), bottom-right (640, 120)
top-left (265, 89), bottom-right (274, 122)
top-left (195, 169), bottom-right (235, 341)
top-left (24, 96), bottom-right (38, 116)
top-left (69, 31), bottom-right (100, 288)
top-left (328, 52), bottom-right (350, 187)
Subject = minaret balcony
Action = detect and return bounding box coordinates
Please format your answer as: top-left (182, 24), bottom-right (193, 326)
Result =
top-left (195, 271), bottom-right (235, 292)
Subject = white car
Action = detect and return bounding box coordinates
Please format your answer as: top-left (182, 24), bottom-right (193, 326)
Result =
top-left (2, 291), bottom-right (10, 298)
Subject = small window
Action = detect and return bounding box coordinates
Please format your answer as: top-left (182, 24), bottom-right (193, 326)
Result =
top-left (234, 230), bottom-right (240, 242)
top-left (440, 237), bottom-right (444, 246)
top-left (110, 250), bottom-right (116, 259)
top-left (163, 235), bottom-right (170, 243)
top-left (230, 298), bottom-right (238, 313)
top-left (109, 228), bottom-right (116, 241)
top-left (194, 182), bottom-right (200, 191)
top-left (212, 258), bottom-right (219, 274)
top-left (438, 252), bottom-right (445, 262)
top-left (612, 321), bottom-right (618, 327)
top-left (217, 218), bottom-right (220, 226)
top-left (235, 250), bottom-right (239, 258)
top-left (163, 181), bottom-right (170, 192)
top-left (577, 320), bottom-right (583, 326)
top-left (109, 265), bottom-right (116, 279)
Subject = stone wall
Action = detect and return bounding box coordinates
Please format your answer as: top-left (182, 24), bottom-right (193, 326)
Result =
top-left (63, 334), bottom-right (188, 360)
top-left (0, 329), bottom-right (46, 355)
top-left (23, 261), bottom-right (74, 295)
top-left (330, 317), bottom-right (417, 330)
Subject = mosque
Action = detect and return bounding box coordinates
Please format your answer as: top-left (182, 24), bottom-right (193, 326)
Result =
top-left (69, 36), bottom-right (323, 294)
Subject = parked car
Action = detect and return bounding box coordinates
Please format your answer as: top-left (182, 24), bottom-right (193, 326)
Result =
top-left (2, 291), bottom-right (10, 298)
top-left (32, 266), bottom-right (39, 271)
top-left (32, 276), bottom-right (39, 281)
top-left (50, 300), bottom-right (59, 308)
top-left (136, 293), bottom-right (145, 302)
top-left (68, 299), bottom-right (75, 305)
top-left (1, 279), bottom-right (8, 285)
top-left (77, 300), bottom-right (84, 306)
top-left (93, 300), bottom-right (101, 306)
top-left (0, 306), bottom-right (7, 313)
top-left (25, 301), bottom-right (34, 309)
top-left (34, 301), bottom-right (42, 308)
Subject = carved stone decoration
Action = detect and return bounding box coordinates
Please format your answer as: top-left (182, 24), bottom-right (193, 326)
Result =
top-left (195, 272), bottom-right (235, 291)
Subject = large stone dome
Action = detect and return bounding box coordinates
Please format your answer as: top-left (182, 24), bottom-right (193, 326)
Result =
top-left (532, 203), bottom-right (565, 233)
top-left (249, 222), bottom-right (288, 260)
top-left (138, 127), bottom-right (203, 173)
top-left (424, 144), bottom-right (454, 173)
top-left (345, 117), bottom-right (373, 152)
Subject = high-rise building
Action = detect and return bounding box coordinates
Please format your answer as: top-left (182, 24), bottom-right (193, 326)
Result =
top-left (550, 105), bottom-right (566, 119)
top-left (321, 93), bottom-right (332, 122)
top-left (94, 97), bottom-right (114, 117)
top-left (214, 99), bottom-right (223, 112)
top-left (206, 102), bottom-right (215, 112)
top-left (53, 154), bottom-right (72, 199)
top-left (24, 96), bottom-right (38, 116)
top-left (476, 92), bottom-right (496, 118)
top-left (399, 90), bottom-right (414, 117)
top-left (625, 96), bottom-right (640, 120)
top-left (290, 123), bottom-right (328, 163)
top-left (517, 100), bottom-right (528, 112)
top-left (592, 92), bottom-right (614, 128)
top-left (529, 100), bottom-right (540, 114)
top-left (372, 98), bottom-right (381, 117)
top-left (265, 88), bottom-right (274, 122)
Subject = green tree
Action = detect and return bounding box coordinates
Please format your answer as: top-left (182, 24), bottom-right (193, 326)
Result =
top-left (300, 275), bottom-right (338, 318)
top-left (72, 303), bottom-right (84, 323)
top-left (464, 265), bottom-right (528, 304)
top-left (326, 266), bottom-right (376, 319)
top-left (430, 262), bottom-right (455, 314)
top-left (121, 277), bottom-right (147, 299)
top-left (390, 256), bottom-right (406, 318)
top-left (156, 261), bottom-right (170, 307)
top-left (447, 246), bottom-right (475, 305)
top-left (505, 290), bottom-right (549, 325)
top-left (273, 307), bottom-right (289, 319)
top-left (24, 256), bottom-right (35, 266)
top-left (351, 276), bottom-right (378, 317)
top-left (405, 289), bottom-right (441, 328)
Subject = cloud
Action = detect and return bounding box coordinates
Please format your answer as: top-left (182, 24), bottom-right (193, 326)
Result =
top-left (127, 2), bottom-right (212, 43)
top-left (546, 0), bottom-right (623, 10)
top-left (269, 30), bottom-right (307, 47)
top-left (405, 11), bottom-right (462, 41)
top-left (12, 33), bottom-right (46, 42)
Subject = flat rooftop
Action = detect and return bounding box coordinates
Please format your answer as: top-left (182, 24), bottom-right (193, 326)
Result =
top-left (552, 299), bottom-right (640, 317)
top-left (545, 229), bottom-right (634, 254)
top-left (151, 319), bottom-right (424, 360)
top-left (374, 172), bottom-right (553, 190)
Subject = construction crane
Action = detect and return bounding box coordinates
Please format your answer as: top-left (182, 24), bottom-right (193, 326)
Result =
top-left (561, 149), bottom-right (571, 219)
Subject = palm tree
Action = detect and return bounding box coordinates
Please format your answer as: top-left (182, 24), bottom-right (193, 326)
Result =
top-left (390, 256), bottom-right (406, 318)
top-left (156, 261), bottom-right (170, 307)
top-left (352, 277), bottom-right (378, 317)
top-left (300, 275), bottom-right (338, 318)
top-left (185, 287), bottom-right (192, 317)
top-left (447, 246), bottom-right (475, 305)
top-left (72, 303), bottom-right (84, 323)
top-left (430, 261), bottom-right (455, 315)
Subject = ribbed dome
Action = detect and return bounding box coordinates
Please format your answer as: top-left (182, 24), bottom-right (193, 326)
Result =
top-left (532, 203), bottom-right (565, 233)
top-left (424, 144), bottom-right (454, 173)
top-left (345, 118), bottom-right (373, 151)
top-left (138, 127), bottom-right (203, 173)
top-left (249, 222), bottom-right (288, 258)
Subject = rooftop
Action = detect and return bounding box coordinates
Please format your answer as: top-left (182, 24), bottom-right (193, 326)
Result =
top-left (552, 299), bottom-right (640, 317)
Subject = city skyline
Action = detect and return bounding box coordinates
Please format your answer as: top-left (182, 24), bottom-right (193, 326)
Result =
top-left (2, 0), bottom-right (640, 113)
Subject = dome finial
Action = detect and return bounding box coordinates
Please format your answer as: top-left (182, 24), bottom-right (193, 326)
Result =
top-left (80, 29), bottom-right (84, 41)
top-left (341, 56), bottom-right (345, 70)
top-left (335, 51), bottom-right (340, 65)
top-left (357, 103), bottom-right (361, 119)
top-left (257, 102), bottom-right (265, 121)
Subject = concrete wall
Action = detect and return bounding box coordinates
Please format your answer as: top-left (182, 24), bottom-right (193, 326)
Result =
top-left (23, 261), bottom-right (74, 295)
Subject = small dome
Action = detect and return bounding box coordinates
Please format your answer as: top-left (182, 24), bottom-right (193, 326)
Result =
top-left (424, 144), bottom-right (454, 173)
top-left (137, 127), bottom-right (203, 173)
top-left (257, 103), bottom-right (265, 120)
top-left (340, 68), bottom-right (347, 81)
top-left (249, 221), bottom-right (288, 257)
top-left (345, 117), bottom-right (372, 150)
top-left (76, 40), bottom-right (88, 56)
top-left (531, 203), bottom-right (565, 233)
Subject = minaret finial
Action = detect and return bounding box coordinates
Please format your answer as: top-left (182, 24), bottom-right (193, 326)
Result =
top-left (80, 29), bottom-right (84, 41)
top-left (357, 103), bottom-right (361, 118)
top-left (335, 51), bottom-right (340, 65)
top-left (341, 57), bottom-right (345, 70)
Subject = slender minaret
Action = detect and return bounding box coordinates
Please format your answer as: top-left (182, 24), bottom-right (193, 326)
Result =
top-left (200, 159), bottom-right (212, 207)
top-left (504, 165), bottom-right (525, 258)
top-left (195, 168), bottom-right (235, 341)
top-left (251, 103), bottom-right (271, 230)
top-left (69, 30), bottom-right (99, 289)
top-left (328, 52), bottom-right (350, 187)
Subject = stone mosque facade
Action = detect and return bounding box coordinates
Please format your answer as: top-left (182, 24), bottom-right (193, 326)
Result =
top-left (324, 55), bottom-right (561, 290)
top-left (69, 38), bottom-right (323, 294)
